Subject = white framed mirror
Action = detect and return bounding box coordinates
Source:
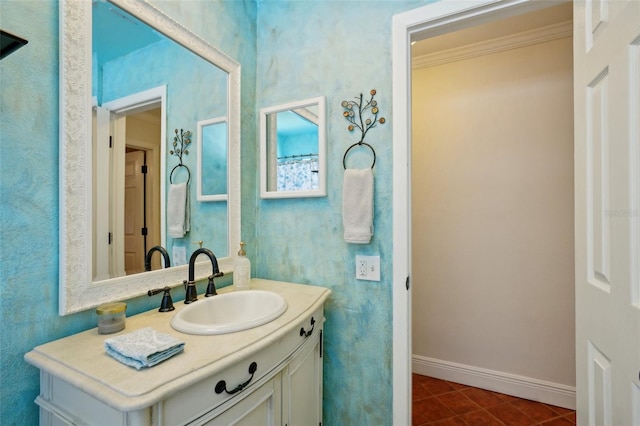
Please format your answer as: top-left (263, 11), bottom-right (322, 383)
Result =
top-left (197, 117), bottom-right (228, 202)
top-left (59, 0), bottom-right (241, 315)
top-left (260, 96), bottom-right (326, 199)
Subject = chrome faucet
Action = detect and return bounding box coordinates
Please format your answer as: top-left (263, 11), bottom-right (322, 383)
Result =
top-left (145, 246), bottom-right (171, 271)
top-left (183, 247), bottom-right (224, 304)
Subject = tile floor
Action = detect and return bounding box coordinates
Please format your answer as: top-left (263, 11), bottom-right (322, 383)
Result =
top-left (412, 374), bottom-right (576, 425)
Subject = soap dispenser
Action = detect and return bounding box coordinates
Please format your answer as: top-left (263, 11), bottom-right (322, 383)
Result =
top-left (234, 241), bottom-right (251, 290)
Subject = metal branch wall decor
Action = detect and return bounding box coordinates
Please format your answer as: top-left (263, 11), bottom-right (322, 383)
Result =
top-left (170, 128), bottom-right (192, 184)
top-left (170, 128), bottom-right (192, 165)
top-left (341, 90), bottom-right (384, 169)
top-left (341, 89), bottom-right (385, 143)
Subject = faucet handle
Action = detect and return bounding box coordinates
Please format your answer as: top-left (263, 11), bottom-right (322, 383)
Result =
top-left (147, 286), bottom-right (175, 312)
top-left (205, 275), bottom-right (218, 297)
top-left (184, 280), bottom-right (198, 304)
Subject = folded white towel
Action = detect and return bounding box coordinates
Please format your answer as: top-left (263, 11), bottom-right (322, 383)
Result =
top-left (168, 183), bottom-right (190, 238)
top-left (104, 327), bottom-right (185, 370)
top-left (343, 168), bottom-right (374, 244)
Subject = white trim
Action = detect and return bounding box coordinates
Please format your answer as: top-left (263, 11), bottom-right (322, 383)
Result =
top-left (412, 20), bottom-right (572, 69)
top-left (391, 9), bottom-right (413, 426)
top-left (412, 355), bottom-right (576, 410)
top-left (392, 0), bottom-right (570, 422)
top-left (102, 85), bottom-right (168, 250)
top-left (259, 96), bottom-right (326, 199)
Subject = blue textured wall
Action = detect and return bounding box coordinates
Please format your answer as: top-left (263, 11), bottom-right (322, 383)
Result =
top-left (102, 38), bottom-right (230, 257)
top-left (0, 0), bottom-right (434, 424)
top-left (255, 1), bottom-right (428, 424)
top-left (0, 1), bottom-right (254, 424)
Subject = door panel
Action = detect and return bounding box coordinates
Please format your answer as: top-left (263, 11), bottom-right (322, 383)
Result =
top-left (124, 150), bottom-right (145, 275)
top-left (575, 0), bottom-right (640, 424)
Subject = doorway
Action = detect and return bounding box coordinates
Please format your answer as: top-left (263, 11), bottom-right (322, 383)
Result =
top-left (121, 107), bottom-right (162, 275)
top-left (391, 1), bottom-right (576, 424)
top-left (410, 2), bottom-right (574, 408)
top-left (100, 85), bottom-right (167, 278)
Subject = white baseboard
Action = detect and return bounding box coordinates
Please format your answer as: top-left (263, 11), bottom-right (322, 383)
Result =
top-left (412, 355), bottom-right (576, 410)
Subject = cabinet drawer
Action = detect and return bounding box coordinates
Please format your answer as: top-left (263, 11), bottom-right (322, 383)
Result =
top-left (161, 307), bottom-right (323, 426)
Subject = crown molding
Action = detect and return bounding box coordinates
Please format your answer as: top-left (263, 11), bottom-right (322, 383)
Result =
top-left (412, 20), bottom-right (572, 70)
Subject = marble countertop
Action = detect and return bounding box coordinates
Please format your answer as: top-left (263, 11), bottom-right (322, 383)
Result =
top-left (25, 279), bottom-right (331, 412)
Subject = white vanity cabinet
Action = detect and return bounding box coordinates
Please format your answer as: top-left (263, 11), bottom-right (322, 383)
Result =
top-left (202, 372), bottom-right (282, 426)
top-left (283, 321), bottom-right (323, 426)
top-left (25, 280), bottom-right (329, 426)
top-left (187, 313), bottom-right (323, 426)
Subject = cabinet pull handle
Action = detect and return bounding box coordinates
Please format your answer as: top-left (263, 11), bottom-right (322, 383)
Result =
top-left (300, 317), bottom-right (316, 337)
top-left (214, 362), bottom-right (258, 395)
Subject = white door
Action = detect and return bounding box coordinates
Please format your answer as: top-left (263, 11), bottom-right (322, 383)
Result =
top-left (124, 149), bottom-right (146, 275)
top-left (92, 105), bottom-right (112, 281)
top-left (574, 1), bottom-right (640, 424)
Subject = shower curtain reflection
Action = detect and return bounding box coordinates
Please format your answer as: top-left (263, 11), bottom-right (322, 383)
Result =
top-left (277, 154), bottom-right (319, 192)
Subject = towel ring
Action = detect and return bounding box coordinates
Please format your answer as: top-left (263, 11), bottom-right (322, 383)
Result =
top-left (169, 163), bottom-right (191, 185)
top-left (343, 141), bottom-right (376, 170)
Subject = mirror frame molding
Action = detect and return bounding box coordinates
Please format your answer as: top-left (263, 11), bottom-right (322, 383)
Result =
top-left (59, 0), bottom-right (241, 315)
top-left (259, 96), bottom-right (327, 199)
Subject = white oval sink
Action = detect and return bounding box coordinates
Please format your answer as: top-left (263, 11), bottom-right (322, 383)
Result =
top-left (170, 290), bottom-right (287, 335)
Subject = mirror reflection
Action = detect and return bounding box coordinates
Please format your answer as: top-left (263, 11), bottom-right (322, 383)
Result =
top-left (197, 117), bottom-right (228, 201)
top-left (260, 96), bottom-right (326, 199)
top-left (92, 0), bottom-right (228, 280)
top-left (59, 0), bottom-right (241, 315)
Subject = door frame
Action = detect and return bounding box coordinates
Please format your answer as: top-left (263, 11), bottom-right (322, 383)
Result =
top-left (390, 1), bottom-right (570, 423)
top-left (102, 85), bottom-right (167, 252)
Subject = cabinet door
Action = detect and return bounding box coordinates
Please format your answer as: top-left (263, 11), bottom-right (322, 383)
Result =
top-left (283, 330), bottom-right (322, 426)
top-left (195, 373), bottom-right (281, 426)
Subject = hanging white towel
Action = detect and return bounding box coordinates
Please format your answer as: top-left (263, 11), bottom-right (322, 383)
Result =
top-left (343, 168), bottom-right (374, 244)
top-left (167, 183), bottom-right (190, 238)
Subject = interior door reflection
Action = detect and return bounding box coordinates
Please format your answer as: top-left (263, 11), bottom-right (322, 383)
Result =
top-left (92, 106), bottom-right (162, 280)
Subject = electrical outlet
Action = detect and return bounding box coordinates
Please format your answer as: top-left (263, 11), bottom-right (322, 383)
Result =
top-left (355, 255), bottom-right (381, 281)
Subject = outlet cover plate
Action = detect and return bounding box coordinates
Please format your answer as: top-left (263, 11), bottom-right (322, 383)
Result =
top-left (356, 255), bottom-right (380, 281)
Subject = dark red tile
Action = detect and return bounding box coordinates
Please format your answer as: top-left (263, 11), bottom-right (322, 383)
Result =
top-left (429, 416), bottom-right (470, 426)
top-left (509, 399), bottom-right (560, 423)
top-left (486, 402), bottom-right (536, 426)
top-left (412, 406), bottom-right (429, 426)
top-left (419, 376), bottom-right (457, 396)
top-left (460, 387), bottom-right (507, 408)
top-left (413, 380), bottom-right (431, 401)
top-left (538, 417), bottom-right (574, 425)
top-left (413, 373), bottom-right (433, 386)
top-left (495, 392), bottom-right (520, 403)
top-left (459, 409), bottom-right (505, 426)
top-left (446, 381), bottom-right (471, 390)
top-left (413, 396), bottom-right (456, 423)
top-left (544, 404), bottom-right (574, 416)
top-left (436, 391), bottom-right (481, 414)
top-left (412, 377), bottom-right (576, 426)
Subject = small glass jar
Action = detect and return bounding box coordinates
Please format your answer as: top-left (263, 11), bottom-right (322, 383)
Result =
top-left (96, 302), bottom-right (126, 334)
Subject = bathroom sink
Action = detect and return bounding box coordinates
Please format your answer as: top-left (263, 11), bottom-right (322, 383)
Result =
top-left (170, 290), bottom-right (287, 335)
